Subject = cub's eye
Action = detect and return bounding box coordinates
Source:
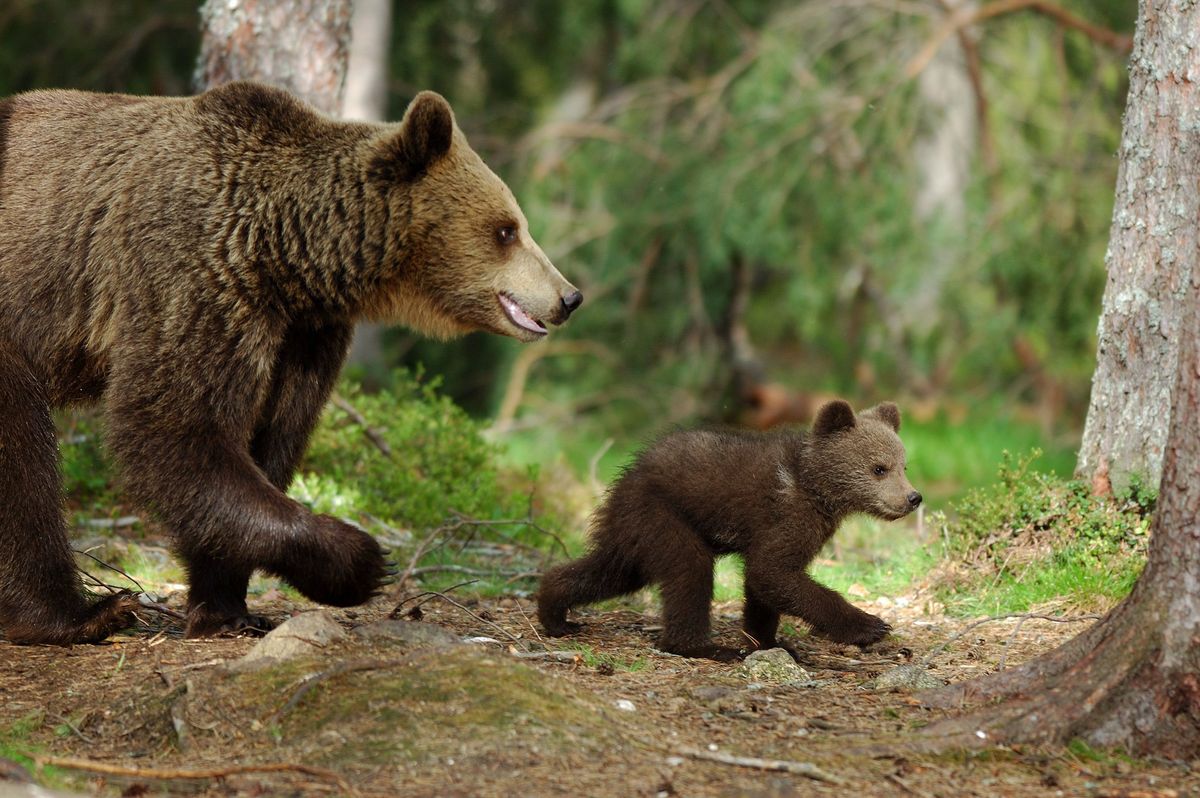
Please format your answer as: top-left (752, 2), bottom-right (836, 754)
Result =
top-left (872, 464), bottom-right (887, 477)
top-left (496, 225), bottom-right (517, 246)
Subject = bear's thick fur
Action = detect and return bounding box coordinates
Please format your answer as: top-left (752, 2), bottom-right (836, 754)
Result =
top-left (0, 82), bottom-right (581, 644)
top-left (537, 401), bottom-right (921, 659)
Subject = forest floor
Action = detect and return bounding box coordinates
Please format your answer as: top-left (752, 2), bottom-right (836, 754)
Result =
top-left (0, 585), bottom-right (1196, 798)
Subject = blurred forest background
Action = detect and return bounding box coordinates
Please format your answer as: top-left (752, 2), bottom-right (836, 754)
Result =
top-left (0, 1), bottom-right (1146, 607)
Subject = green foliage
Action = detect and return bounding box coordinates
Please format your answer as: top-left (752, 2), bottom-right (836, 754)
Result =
top-left (0, 1), bottom-right (199, 97)
top-left (934, 449), bottom-right (1154, 614)
top-left (296, 370), bottom-right (516, 530)
top-left (56, 412), bottom-right (122, 514)
top-left (560, 643), bottom-right (648, 673)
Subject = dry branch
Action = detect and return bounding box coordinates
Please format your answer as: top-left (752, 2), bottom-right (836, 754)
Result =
top-left (675, 746), bottom-right (846, 785)
top-left (919, 611), bottom-right (1102, 668)
top-left (34, 756), bottom-right (359, 797)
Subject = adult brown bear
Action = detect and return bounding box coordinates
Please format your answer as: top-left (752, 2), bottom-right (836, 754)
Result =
top-left (0, 82), bottom-right (581, 644)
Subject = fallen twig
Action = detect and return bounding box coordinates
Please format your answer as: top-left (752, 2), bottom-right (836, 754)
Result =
top-left (33, 756), bottom-right (360, 797)
top-left (920, 611), bottom-right (1102, 668)
top-left (75, 548), bottom-right (146, 594)
top-left (391, 587), bottom-right (524, 646)
top-left (675, 746), bottom-right (845, 786)
top-left (138, 595), bottom-right (187, 620)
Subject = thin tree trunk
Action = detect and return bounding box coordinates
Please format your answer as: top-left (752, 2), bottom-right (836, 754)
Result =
top-left (1074, 1), bottom-right (1199, 497)
top-left (194, 0), bottom-right (353, 113)
top-left (342, 0), bottom-right (393, 369)
top-left (919, 0), bottom-right (1200, 758)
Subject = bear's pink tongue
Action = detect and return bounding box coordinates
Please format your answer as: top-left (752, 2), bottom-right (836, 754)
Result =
top-left (498, 293), bottom-right (547, 335)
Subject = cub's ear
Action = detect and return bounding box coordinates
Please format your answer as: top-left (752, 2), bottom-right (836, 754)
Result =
top-left (863, 401), bottom-right (901, 432)
top-left (812, 400), bottom-right (857, 436)
top-left (370, 91), bottom-right (455, 182)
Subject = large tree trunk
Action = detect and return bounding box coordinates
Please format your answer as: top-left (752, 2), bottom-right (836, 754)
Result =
top-left (1074, 1), bottom-right (1199, 497)
top-left (194, 0), bottom-right (353, 113)
top-left (920, 0), bottom-right (1200, 757)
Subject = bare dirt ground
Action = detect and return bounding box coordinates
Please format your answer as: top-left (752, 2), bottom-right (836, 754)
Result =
top-left (1, 586), bottom-right (1196, 798)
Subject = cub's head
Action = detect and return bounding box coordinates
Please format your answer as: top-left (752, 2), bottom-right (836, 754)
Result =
top-left (808, 400), bottom-right (921, 521)
top-left (362, 91), bottom-right (581, 341)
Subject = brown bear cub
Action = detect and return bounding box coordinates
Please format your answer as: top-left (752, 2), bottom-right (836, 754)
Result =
top-left (538, 400), bottom-right (921, 660)
top-left (0, 82), bottom-right (581, 644)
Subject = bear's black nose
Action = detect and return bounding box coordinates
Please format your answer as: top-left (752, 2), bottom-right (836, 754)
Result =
top-left (561, 290), bottom-right (584, 317)
top-left (907, 491), bottom-right (922, 508)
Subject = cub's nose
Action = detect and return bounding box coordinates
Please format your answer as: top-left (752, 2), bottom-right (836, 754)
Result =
top-left (907, 491), bottom-right (923, 509)
top-left (560, 290), bottom-right (584, 318)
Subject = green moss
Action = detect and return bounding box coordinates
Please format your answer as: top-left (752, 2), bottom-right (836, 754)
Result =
top-left (221, 647), bottom-right (621, 766)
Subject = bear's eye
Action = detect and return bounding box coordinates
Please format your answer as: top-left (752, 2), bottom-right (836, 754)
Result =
top-left (872, 464), bottom-right (888, 477)
top-left (496, 225), bottom-right (517, 246)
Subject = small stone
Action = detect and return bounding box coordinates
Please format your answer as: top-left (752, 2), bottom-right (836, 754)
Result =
top-left (867, 664), bottom-right (944, 691)
top-left (353, 619), bottom-right (462, 648)
top-left (614, 699), bottom-right (636, 712)
top-left (230, 611), bottom-right (348, 671)
top-left (737, 648), bottom-right (813, 685)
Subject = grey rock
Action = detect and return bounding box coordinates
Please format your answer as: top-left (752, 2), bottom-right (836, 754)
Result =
top-left (230, 611), bottom-right (348, 671)
top-left (866, 664), bottom-right (944, 691)
top-left (738, 648), bottom-right (813, 685)
top-left (351, 619), bottom-right (461, 648)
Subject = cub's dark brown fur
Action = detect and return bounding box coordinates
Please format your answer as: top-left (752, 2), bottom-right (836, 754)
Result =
top-left (538, 401), bottom-right (920, 659)
top-left (0, 82), bottom-right (581, 644)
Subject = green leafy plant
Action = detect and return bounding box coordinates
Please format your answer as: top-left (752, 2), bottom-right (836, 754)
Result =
top-left (934, 449), bottom-right (1154, 614)
top-left (296, 370), bottom-right (514, 530)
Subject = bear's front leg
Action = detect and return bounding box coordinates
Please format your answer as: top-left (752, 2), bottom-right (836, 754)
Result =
top-left (250, 322), bottom-right (353, 491)
top-left (107, 386), bottom-right (388, 637)
top-left (745, 554), bottom-right (890, 648)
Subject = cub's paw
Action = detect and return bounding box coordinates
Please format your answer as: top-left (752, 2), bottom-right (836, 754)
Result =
top-left (278, 515), bottom-right (391, 607)
top-left (821, 612), bottom-right (891, 648)
top-left (540, 618), bottom-right (583, 637)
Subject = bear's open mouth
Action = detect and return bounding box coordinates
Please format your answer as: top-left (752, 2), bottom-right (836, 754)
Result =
top-left (497, 292), bottom-right (547, 336)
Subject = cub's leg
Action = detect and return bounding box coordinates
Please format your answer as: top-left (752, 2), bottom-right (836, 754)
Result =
top-left (742, 584), bottom-right (781, 650)
top-left (537, 548), bottom-right (646, 636)
top-left (745, 548), bottom-right (890, 648)
top-left (105, 350), bottom-right (386, 639)
top-left (641, 509), bottom-right (738, 661)
top-left (0, 341), bottom-right (137, 644)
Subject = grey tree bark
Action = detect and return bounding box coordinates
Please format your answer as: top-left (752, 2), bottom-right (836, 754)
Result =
top-left (921, 0), bottom-right (1200, 757)
top-left (342, 0), bottom-right (393, 368)
top-left (194, 0), bottom-right (353, 113)
top-left (1074, 0), bottom-right (1199, 497)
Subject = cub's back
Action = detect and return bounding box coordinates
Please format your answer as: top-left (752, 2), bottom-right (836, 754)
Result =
top-left (608, 428), bottom-right (800, 549)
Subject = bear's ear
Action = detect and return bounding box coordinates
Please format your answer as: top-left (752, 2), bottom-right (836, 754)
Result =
top-left (371, 91), bottom-right (455, 182)
top-left (863, 402), bottom-right (901, 432)
top-left (812, 400), bottom-right (857, 437)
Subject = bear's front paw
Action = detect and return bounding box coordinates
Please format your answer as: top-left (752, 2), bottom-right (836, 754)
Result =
top-left (277, 515), bottom-right (392, 607)
top-left (818, 611), bottom-right (891, 648)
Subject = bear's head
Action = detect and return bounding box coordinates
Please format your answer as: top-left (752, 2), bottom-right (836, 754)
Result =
top-left (807, 400), bottom-right (921, 520)
top-left (362, 91), bottom-right (582, 342)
